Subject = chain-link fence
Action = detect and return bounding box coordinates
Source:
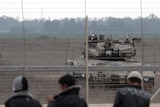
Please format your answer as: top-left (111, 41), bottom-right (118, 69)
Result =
top-left (0, 1), bottom-right (160, 106)
top-left (0, 38), bottom-right (160, 105)
top-left (0, 68), bottom-right (160, 104)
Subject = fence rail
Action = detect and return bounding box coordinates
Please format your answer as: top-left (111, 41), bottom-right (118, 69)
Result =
top-left (0, 65), bottom-right (160, 72)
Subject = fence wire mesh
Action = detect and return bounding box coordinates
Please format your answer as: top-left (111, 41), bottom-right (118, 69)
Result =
top-left (0, 35), bottom-right (159, 105)
top-left (0, 0), bottom-right (160, 106)
top-left (0, 70), bottom-right (160, 104)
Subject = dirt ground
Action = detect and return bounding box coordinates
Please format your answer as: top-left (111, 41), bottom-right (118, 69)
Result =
top-left (0, 38), bottom-right (159, 66)
top-left (0, 38), bottom-right (160, 104)
top-left (0, 39), bottom-right (83, 66)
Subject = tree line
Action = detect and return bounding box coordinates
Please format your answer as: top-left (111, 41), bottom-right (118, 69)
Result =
top-left (0, 14), bottom-right (160, 37)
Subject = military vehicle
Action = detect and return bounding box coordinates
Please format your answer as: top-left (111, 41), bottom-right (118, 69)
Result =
top-left (68, 57), bottom-right (155, 90)
top-left (66, 34), bottom-right (155, 90)
top-left (82, 34), bottom-right (136, 61)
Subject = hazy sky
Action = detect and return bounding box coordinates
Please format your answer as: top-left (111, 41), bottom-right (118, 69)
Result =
top-left (0, 0), bottom-right (160, 19)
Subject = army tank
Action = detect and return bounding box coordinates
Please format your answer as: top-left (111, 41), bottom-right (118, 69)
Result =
top-left (67, 34), bottom-right (155, 90)
top-left (68, 56), bottom-right (155, 90)
top-left (83, 34), bottom-right (136, 61)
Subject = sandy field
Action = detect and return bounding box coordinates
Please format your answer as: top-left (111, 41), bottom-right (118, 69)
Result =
top-left (0, 38), bottom-right (160, 66)
top-left (0, 38), bottom-right (160, 104)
